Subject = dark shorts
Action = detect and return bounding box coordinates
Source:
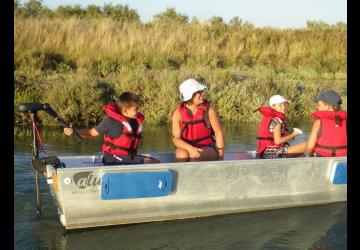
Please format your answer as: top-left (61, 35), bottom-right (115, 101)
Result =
top-left (260, 146), bottom-right (288, 159)
top-left (103, 152), bottom-right (146, 165)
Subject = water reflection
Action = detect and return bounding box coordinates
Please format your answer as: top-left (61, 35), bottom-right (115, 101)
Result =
top-left (31, 202), bottom-right (346, 250)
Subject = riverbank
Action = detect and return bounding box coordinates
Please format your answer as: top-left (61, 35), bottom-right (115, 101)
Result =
top-left (15, 10), bottom-right (346, 126)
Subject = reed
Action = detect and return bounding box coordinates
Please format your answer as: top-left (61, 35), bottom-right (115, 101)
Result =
top-left (14, 10), bottom-right (346, 126)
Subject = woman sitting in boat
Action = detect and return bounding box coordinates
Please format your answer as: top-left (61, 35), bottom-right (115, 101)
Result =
top-left (305, 90), bottom-right (347, 157)
top-left (63, 92), bottom-right (160, 165)
top-left (256, 95), bottom-right (306, 159)
top-left (171, 79), bottom-right (225, 162)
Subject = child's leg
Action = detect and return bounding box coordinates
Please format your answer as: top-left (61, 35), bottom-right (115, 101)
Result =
top-left (143, 156), bottom-right (161, 164)
top-left (287, 141), bottom-right (306, 157)
top-left (113, 155), bottom-right (160, 165)
top-left (175, 148), bottom-right (190, 162)
top-left (261, 146), bottom-right (285, 159)
top-left (102, 153), bottom-right (125, 165)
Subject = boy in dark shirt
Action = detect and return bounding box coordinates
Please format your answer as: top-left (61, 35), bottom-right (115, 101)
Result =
top-left (64, 92), bottom-right (160, 165)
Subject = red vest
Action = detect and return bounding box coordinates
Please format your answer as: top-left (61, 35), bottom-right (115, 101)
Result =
top-left (101, 103), bottom-right (144, 157)
top-left (179, 100), bottom-right (214, 148)
top-left (256, 106), bottom-right (288, 154)
top-left (311, 111), bottom-right (347, 157)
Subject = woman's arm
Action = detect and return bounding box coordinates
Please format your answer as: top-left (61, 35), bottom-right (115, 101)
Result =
top-left (208, 106), bottom-right (225, 159)
top-left (306, 119), bottom-right (320, 155)
top-left (171, 109), bottom-right (202, 158)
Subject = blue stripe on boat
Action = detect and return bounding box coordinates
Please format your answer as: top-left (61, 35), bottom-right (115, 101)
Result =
top-left (330, 162), bottom-right (347, 185)
top-left (101, 171), bottom-right (173, 200)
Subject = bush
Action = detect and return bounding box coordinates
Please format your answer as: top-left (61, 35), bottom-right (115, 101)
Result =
top-left (14, 12), bottom-right (347, 126)
top-left (40, 74), bottom-right (116, 126)
top-left (92, 59), bottom-right (120, 77)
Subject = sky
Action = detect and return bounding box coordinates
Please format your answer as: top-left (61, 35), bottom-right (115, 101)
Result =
top-left (37, 0), bottom-right (346, 28)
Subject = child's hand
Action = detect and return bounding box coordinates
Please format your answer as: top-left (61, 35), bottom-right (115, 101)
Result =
top-left (64, 127), bottom-right (74, 136)
top-left (292, 128), bottom-right (303, 136)
top-left (188, 146), bottom-right (203, 159)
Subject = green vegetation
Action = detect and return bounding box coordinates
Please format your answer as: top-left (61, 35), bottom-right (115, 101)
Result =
top-left (15, 1), bottom-right (347, 126)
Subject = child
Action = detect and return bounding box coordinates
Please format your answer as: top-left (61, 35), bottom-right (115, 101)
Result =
top-left (64, 92), bottom-right (160, 165)
top-left (171, 79), bottom-right (225, 162)
top-left (256, 95), bottom-right (306, 159)
top-left (306, 90), bottom-right (347, 157)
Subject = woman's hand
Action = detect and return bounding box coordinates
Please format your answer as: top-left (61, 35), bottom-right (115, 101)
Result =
top-left (188, 146), bottom-right (203, 159)
top-left (217, 148), bottom-right (224, 160)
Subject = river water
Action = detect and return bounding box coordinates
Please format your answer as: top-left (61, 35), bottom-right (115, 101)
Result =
top-left (14, 121), bottom-right (346, 250)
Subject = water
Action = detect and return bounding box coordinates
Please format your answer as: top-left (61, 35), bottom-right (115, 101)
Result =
top-left (14, 121), bottom-right (347, 250)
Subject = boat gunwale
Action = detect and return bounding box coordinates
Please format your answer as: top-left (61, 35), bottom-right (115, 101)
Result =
top-left (54, 155), bottom-right (347, 172)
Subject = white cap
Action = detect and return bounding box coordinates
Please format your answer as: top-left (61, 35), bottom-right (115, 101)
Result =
top-left (269, 95), bottom-right (291, 106)
top-left (179, 79), bottom-right (207, 101)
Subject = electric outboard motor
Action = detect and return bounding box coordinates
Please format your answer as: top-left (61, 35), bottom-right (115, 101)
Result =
top-left (17, 102), bottom-right (74, 216)
top-left (18, 102), bottom-right (47, 113)
top-left (32, 156), bottom-right (66, 175)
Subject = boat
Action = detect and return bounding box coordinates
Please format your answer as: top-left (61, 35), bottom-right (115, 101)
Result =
top-left (18, 102), bottom-right (347, 230)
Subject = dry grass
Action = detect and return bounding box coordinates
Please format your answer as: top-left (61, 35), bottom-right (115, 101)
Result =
top-left (14, 16), bottom-right (347, 126)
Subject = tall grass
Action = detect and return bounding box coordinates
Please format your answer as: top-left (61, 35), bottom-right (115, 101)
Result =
top-left (14, 14), bottom-right (346, 126)
top-left (15, 17), bottom-right (346, 71)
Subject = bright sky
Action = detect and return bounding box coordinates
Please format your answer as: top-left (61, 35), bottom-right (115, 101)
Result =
top-left (38, 0), bottom-right (346, 28)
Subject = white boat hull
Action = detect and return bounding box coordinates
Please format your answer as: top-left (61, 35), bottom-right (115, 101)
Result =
top-left (45, 152), bottom-right (347, 229)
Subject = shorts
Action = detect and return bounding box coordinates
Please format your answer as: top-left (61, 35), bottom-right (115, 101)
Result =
top-left (103, 152), bottom-right (145, 165)
top-left (260, 145), bottom-right (288, 159)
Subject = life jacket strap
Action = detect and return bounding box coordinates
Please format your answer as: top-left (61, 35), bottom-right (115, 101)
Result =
top-left (257, 136), bottom-right (274, 141)
top-left (315, 143), bottom-right (347, 156)
top-left (182, 120), bottom-right (206, 125)
top-left (122, 132), bottom-right (141, 139)
top-left (103, 141), bottom-right (132, 152)
top-left (183, 134), bottom-right (214, 144)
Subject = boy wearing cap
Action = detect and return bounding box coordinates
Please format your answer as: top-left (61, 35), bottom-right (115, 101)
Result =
top-left (306, 90), bottom-right (347, 157)
top-left (171, 79), bottom-right (225, 162)
top-left (64, 92), bottom-right (160, 165)
top-left (256, 95), bottom-right (306, 159)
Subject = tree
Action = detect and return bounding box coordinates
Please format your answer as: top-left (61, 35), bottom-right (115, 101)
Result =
top-left (56, 4), bottom-right (85, 17)
top-left (230, 16), bottom-right (243, 26)
top-left (86, 4), bottom-right (103, 18)
top-left (23, 0), bottom-right (43, 17)
top-left (103, 4), bottom-right (140, 22)
top-left (153, 8), bottom-right (188, 24)
top-left (210, 16), bottom-right (224, 25)
top-left (14, 0), bottom-right (21, 10)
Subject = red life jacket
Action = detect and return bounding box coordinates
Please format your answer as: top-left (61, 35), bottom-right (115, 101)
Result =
top-left (101, 103), bottom-right (144, 157)
top-left (311, 111), bottom-right (347, 157)
top-left (179, 100), bottom-right (215, 148)
top-left (256, 106), bottom-right (288, 154)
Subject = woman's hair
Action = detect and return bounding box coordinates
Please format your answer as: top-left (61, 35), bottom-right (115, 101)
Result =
top-left (182, 90), bottom-right (203, 105)
top-left (118, 92), bottom-right (141, 108)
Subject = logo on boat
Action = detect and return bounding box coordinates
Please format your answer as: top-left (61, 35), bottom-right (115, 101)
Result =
top-left (73, 171), bottom-right (100, 189)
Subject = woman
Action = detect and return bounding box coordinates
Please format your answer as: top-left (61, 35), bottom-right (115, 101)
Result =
top-left (256, 95), bottom-right (306, 158)
top-left (306, 90), bottom-right (347, 157)
top-left (171, 79), bottom-right (225, 162)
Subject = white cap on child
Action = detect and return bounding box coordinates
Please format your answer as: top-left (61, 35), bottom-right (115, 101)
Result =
top-left (269, 95), bottom-right (291, 106)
